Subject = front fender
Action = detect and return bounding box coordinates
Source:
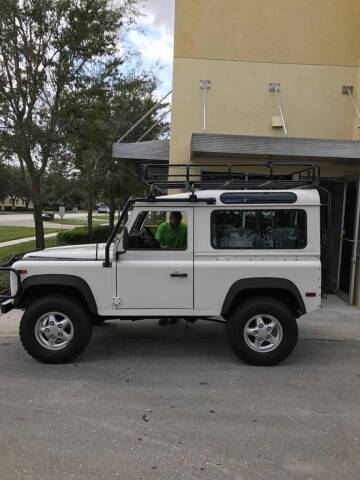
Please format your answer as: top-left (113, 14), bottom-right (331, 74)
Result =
top-left (15, 274), bottom-right (98, 314)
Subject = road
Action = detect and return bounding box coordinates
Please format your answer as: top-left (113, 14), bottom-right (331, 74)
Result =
top-left (0, 296), bottom-right (359, 479)
top-left (0, 212), bottom-right (91, 228)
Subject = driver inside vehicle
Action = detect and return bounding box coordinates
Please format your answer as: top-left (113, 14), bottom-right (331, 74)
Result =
top-left (155, 211), bottom-right (187, 249)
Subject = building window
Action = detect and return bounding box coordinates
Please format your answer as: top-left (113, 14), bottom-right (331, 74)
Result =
top-left (211, 209), bottom-right (307, 249)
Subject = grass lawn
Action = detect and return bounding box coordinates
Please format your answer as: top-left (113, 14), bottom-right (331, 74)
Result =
top-left (0, 236), bottom-right (60, 292)
top-left (93, 215), bottom-right (118, 221)
top-left (0, 235), bottom-right (59, 263)
top-left (49, 218), bottom-right (104, 226)
top-left (48, 218), bottom-right (87, 225)
top-left (0, 226), bottom-right (61, 243)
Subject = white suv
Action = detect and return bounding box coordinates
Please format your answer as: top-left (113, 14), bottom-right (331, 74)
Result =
top-left (1, 184), bottom-right (321, 366)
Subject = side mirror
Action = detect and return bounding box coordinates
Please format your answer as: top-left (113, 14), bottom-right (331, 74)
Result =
top-left (122, 227), bottom-right (129, 251)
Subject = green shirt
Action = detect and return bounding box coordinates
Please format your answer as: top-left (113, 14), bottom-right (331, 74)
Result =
top-left (155, 221), bottom-right (187, 249)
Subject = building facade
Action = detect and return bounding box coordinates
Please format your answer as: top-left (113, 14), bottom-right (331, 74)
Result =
top-left (171, 0), bottom-right (360, 163)
top-left (113, 0), bottom-right (360, 305)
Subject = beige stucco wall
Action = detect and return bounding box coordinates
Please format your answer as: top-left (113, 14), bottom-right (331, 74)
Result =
top-left (171, 0), bottom-right (360, 165)
top-left (171, 0), bottom-right (360, 304)
top-left (174, 0), bottom-right (360, 67)
top-left (352, 61), bottom-right (360, 140)
top-left (170, 58), bottom-right (359, 166)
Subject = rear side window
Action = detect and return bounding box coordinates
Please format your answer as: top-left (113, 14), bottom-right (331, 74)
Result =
top-left (211, 209), bottom-right (307, 249)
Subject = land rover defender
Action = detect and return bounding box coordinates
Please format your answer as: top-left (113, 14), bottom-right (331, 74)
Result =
top-left (0, 163), bottom-right (326, 365)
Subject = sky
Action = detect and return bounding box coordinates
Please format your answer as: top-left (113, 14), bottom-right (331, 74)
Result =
top-left (127, 0), bottom-right (175, 98)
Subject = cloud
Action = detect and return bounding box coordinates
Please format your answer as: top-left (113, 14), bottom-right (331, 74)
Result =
top-left (127, 0), bottom-right (175, 95)
top-left (141, 0), bottom-right (175, 41)
top-left (128, 29), bottom-right (173, 65)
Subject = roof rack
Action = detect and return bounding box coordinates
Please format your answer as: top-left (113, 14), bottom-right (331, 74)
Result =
top-left (140, 162), bottom-right (320, 194)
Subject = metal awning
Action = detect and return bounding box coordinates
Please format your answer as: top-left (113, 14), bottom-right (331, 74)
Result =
top-left (191, 133), bottom-right (360, 163)
top-left (112, 134), bottom-right (360, 164)
top-left (112, 139), bottom-right (169, 162)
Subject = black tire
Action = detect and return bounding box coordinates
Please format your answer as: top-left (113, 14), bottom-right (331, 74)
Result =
top-left (19, 295), bottom-right (93, 364)
top-left (226, 296), bottom-right (298, 366)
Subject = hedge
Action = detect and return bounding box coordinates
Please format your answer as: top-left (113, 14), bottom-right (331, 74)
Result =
top-left (56, 224), bottom-right (159, 246)
top-left (57, 225), bottom-right (112, 245)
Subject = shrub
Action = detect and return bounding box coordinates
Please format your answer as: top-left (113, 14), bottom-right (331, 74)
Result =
top-left (15, 206), bottom-right (33, 211)
top-left (0, 270), bottom-right (9, 293)
top-left (57, 225), bottom-right (112, 245)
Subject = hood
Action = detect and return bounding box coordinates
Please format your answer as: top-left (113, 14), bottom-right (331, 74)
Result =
top-left (23, 243), bottom-right (112, 261)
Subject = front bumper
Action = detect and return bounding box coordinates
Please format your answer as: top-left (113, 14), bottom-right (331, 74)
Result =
top-left (1, 298), bottom-right (14, 314)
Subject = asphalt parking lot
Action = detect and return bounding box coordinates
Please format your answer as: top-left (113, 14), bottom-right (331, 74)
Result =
top-left (0, 296), bottom-right (359, 480)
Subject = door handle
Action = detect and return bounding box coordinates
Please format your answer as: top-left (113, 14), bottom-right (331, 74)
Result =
top-left (170, 272), bottom-right (188, 278)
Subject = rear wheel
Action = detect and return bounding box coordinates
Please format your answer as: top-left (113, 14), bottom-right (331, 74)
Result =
top-left (226, 296), bottom-right (298, 366)
top-left (19, 295), bottom-right (93, 364)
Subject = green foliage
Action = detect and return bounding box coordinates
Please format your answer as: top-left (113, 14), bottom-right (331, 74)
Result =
top-left (42, 172), bottom-right (86, 210)
top-left (0, 236), bottom-right (59, 291)
top-left (57, 225), bottom-right (112, 245)
top-left (0, 0), bottom-right (139, 248)
top-left (0, 165), bottom-right (31, 208)
top-left (61, 63), bottom-right (169, 232)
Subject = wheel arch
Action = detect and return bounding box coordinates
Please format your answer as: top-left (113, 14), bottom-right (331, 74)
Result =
top-left (15, 275), bottom-right (98, 314)
top-left (221, 278), bottom-right (306, 319)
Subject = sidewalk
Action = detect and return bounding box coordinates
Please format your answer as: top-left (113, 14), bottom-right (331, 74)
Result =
top-left (0, 222), bottom-right (81, 248)
top-left (0, 232), bottom-right (59, 248)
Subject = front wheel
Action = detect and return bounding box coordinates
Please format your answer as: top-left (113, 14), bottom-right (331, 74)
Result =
top-left (19, 295), bottom-right (93, 364)
top-left (226, 297), bottom-right (298, 366)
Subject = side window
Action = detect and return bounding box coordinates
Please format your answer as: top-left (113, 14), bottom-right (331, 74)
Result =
top-left (211, 209), bottom-right (307, 249)
top-left (128, 211), bottom-right (188, 250)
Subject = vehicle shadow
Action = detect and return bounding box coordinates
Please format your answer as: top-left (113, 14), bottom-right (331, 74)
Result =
top-left (86, 319), bottom-right (235, 364)
top-left (83, 319), bottom-right (354, 367)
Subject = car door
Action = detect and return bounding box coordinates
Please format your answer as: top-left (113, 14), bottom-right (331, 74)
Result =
top-left (115, 207), bottom-right (194, 309)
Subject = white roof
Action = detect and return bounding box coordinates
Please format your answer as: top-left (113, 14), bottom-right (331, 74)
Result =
top-left (157, 189), bottom-right (320, 206)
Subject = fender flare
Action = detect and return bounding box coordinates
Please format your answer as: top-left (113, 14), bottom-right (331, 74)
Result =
top-left (16, 274), bottom-right (98, 314)
top-left (221, 277), bottom-right (306, 317)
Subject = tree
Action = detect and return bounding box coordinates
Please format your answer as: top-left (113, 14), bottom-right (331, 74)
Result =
top-left (0, 164), bottom-right (30, 209)
top-left (0, 164), bottom-right (11, 203)
top-left (62, 66), bottom-right (168, 234)
top-left (100, 158), bottom-right (145, 229)
top-left (5, 166), bottom-right (29, 209)
top-left (0, 0), bottom-right (138, 248)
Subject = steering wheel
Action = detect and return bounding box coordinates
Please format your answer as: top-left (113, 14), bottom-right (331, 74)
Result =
top-left (142, 226), bottom-right (159, 248)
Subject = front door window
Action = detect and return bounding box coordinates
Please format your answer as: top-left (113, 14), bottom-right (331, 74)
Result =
top-left (128, 210), bottom-right (188, 250)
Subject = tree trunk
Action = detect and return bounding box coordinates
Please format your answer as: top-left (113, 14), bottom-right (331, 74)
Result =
top-left (31, 176), bottom-right (45, 249)
top-left (109, 199), bottom-right (116, 230)
top-left (109, 209), bottom-right (116, 230)
top-left (87, 176), bottom-right (93, 239)
top-left (10, 196), bottom-right (16, 209)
